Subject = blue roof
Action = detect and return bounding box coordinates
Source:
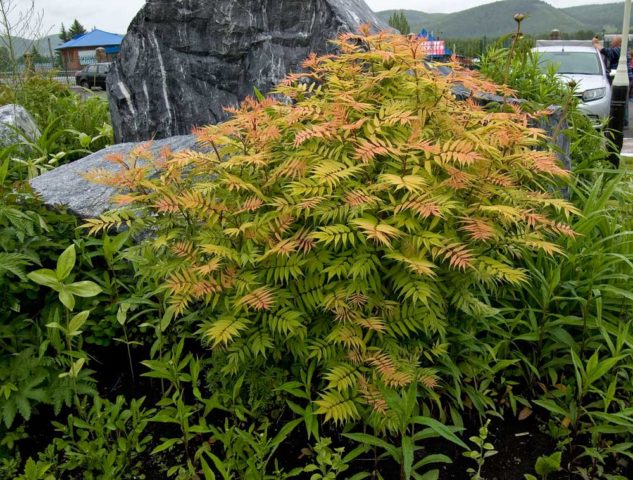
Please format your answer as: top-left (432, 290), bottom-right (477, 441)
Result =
top-left (55, 29), bottom-right (123, 50)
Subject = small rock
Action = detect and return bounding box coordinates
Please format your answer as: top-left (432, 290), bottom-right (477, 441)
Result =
top-left (0, 104), bottom-right (41, 148)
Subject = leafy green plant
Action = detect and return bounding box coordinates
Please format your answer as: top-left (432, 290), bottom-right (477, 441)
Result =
top-left (481, 31), bottom-right (571, 108)
top-left (15, 458), bottom-right (54, 480)
top-left (142, 339), bottom-right (199, 465)
top-left (33, 396), bottom-right (154, 479)
top-left (463, 419), bottom-right (497, 479)
top-left (142, 341), bottom-right (230, 478)
top-left (0, 349), bottom-right (48, 428)
top-left (27, 244), bottom-right (102, 311)
top-left (524, 451), bottom-right (562, 480)
top-left (0, 160), bottom-right (102, 439)
top-left (0, 180), bottom-right (87, 432)
top-left (501, 173), bottom-right (633, 474)
top-left (0, 75), bottom-right (112, 185)
top-left (344, 383), bottom-right (464, 480)
top-left (300, 437), bottom-right (369, 480)
top-left (458, 22), bottom-right (633, 477)
top-left (3, 119), bottom-right (112, 182)
top-left (200, 417), bottom-right (302, 480)
top-left (276, 362), bottom-right (320, 440)
top-left (27, 244), bottom-right (101, 414)
top-left (2, 17), bottom-right (631, 480)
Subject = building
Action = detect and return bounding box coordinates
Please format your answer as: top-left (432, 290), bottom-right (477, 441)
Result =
top-left (56, 29), bottom-right (124, 71)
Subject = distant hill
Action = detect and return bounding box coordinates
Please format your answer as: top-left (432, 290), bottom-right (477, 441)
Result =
top-left (377, 0), bottom-right (626, 38)
top-left (375, 10), bottom-right (447, 34)
top-left (0, 34), bottom-right (63, 59)
top-left (562, 3), bottom-right (626, 34)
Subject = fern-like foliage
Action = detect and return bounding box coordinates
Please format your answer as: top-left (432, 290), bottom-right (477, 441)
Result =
top-left (84, 31), bottom-right (575, 424)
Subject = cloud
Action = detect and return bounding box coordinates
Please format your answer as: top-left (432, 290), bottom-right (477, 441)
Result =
top-left (33, 0), bottom-right (144, 35)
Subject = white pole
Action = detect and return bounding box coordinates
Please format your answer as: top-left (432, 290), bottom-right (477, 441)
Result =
top-left (607, 0), bottom-right (632, 165)
top-left (613, 0), bottom-right (631, 91)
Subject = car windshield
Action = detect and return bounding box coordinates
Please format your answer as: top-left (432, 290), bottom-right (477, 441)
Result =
top-left (537, 51), bottom-right (602, 75)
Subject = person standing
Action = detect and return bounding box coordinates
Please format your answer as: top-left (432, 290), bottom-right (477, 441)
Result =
top-left (593, 36), bottom-right (632, 126)
top-left (592, 36), bottom-right (633, 76)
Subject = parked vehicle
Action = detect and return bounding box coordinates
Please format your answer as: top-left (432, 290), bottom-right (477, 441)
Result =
top-left (533, 40), bottom-right (612, 125)
top-left (75, 63), bottom-right (112, 90)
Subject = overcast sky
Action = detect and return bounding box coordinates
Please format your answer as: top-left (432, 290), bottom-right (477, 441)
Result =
top-left (31, 0), bottom-right (624, 36)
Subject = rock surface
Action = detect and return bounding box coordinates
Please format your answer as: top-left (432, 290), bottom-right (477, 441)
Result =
top-left (0, 104), bottom-right (40, 147)
top-left (108, 0), bottom-right (387, 143)
top-left (30, 135), bottom-right (198, 218)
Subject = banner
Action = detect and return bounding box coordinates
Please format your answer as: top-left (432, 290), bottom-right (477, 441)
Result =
top-left (78, 50), bottom-right (97, 65)
top-left (420, 40), bottom-right (446, 56)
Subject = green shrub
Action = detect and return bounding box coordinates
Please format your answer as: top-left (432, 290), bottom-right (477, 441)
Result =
top-left (86, 31), bottom-right (575, 425)
top-left (28, 396), bottom-right (154, 480)
top-left (0, 76), bottom-right (112, 174)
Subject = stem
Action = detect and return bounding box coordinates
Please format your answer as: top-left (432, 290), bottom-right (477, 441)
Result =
top-left (0, 0), bottom-right (18, 91)
top-left (158, 325), bottom-right (165, 394)
top-left (178, 391), bottom-right (193, 466)
top-left (123, 325), bottom-right (136, 384)
top-left (105, 244), bottom-right (136, 385)
top-left (66, 310), bottom-right (85, 418)
top-left (503, 21), bottom-right (523, 85)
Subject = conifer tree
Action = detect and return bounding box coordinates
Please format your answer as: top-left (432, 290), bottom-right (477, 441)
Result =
top-left (29, 45), bottom-right (45, 63)
top-left (68, 19), bottom-right (86, 38)
top-left (60, 23), bottom-right (69, 42)
top-left (388, 11), bottom-right (411, 35)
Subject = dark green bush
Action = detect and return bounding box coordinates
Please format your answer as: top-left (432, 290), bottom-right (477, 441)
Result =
top-left (0, 76), bottom-right (112, 168)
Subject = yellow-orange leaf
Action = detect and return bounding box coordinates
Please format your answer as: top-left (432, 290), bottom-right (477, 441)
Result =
top-left (238, 286), bottom-right (276, 311)
top-left (352, 218), bottom-right (403, 246)
top-left (441, 243), bottom-right (474, 270)
top-left (460, 217), bottom-right (496, 241)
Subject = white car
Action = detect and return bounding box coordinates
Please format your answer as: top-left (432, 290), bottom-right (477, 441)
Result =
top-left (533, 41), bottom-right (612, 124)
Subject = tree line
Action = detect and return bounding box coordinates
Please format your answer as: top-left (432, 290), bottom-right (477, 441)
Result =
top-left (384, 12), bottom-right (625, 59)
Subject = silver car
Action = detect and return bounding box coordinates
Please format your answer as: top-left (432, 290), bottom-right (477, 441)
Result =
top-left (533, 41), bottom-right (612, 125)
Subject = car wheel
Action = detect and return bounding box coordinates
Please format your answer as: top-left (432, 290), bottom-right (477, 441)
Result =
top-left (80, 80), bottom-right (90, 89)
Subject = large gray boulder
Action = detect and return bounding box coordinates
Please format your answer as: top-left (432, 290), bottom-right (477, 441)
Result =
top-left (0, 104), bottom-right (40, 147)
top-left (30, 135), bottom-right (199, 218)
top-left (108, 0), bottom-right (387, 143)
